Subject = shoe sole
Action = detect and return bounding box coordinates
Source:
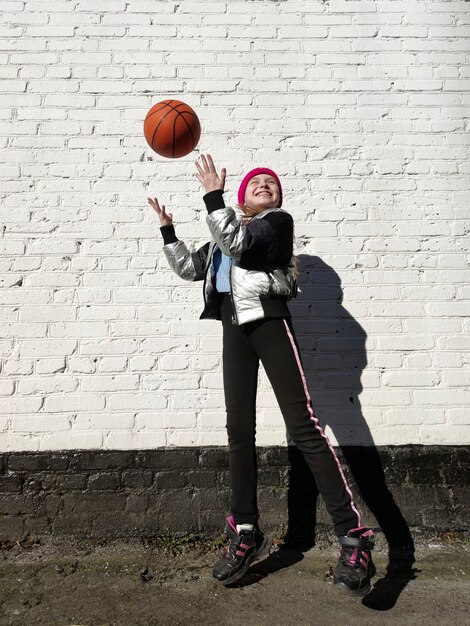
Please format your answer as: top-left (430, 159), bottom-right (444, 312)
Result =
top-left (333, 580), bottom-right (371, 596)
top-left (213, 535), bottom-right (272, 586)
top-left (333, 562), bottom-right (376, 596)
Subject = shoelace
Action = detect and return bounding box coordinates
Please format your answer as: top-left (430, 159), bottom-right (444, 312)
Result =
top-left (341, 546), bottom-right (370, 570)
top-left (224, 534), bottom-right (252, 560)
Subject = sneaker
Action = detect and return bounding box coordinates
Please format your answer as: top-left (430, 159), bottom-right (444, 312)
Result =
top-left (212, 515), bottom-right (272, 585)
top-left (333, 527), bottom-right (376, 595)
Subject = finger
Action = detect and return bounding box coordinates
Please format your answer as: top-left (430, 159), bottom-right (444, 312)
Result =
top-left (195, 161), bottom-right (204, 175)
top-left (220, 167), bottom-right (226, 186)
top-left (207, 154), bottom-right (216, 172)
top-left (200, 153), bottom-right (209, 172)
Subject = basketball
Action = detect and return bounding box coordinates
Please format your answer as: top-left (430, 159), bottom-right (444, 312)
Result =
top-left (143, 99), bottom-right (201, 159)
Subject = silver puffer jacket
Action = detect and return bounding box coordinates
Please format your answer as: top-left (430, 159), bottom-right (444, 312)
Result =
top-left (162, 206), bottom-right (298, 325)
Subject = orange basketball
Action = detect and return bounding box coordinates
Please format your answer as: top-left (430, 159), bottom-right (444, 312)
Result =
top-left (143, 99), bottom-right (201, 158)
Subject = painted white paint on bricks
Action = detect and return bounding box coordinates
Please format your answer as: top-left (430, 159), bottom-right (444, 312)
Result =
top-left (0, 0), bottom-right (468, 450)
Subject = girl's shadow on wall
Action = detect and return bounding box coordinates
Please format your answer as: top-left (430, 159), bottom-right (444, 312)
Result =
top-left (281, 255), bottom-right (417, 609)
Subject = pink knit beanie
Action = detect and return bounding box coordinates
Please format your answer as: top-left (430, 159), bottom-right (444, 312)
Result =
top-left (237, 167), bottom-right (283, 208)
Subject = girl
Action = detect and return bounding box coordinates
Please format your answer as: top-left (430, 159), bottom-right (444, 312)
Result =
top-left (148, 154), bottom-right (375, 595)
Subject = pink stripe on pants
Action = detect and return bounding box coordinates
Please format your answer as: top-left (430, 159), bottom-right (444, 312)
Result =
top-left (283, 319), bottom-right (362, 529)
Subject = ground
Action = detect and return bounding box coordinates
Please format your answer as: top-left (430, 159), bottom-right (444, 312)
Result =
top-left (0, 532), bottom-right (468, 626)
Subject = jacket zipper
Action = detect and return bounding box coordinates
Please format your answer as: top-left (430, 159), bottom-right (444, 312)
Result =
top-left (228, 259), bottom-right (238, 325)
top-left (202, 242), bottom-right (216, 312)
top-left (202, 264), bottom-right (208, 309)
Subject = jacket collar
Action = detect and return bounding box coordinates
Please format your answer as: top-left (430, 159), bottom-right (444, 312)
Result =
top-left (247, 207), bottom-right (286, 221)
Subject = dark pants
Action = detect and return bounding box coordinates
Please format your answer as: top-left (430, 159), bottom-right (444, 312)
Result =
top-left (220, 293), bottom-right (363, 537)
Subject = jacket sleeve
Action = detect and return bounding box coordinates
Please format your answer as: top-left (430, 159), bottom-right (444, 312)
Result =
top-left (203, 190), bottom-right (293, 270)
top-left (160, 224), bottom-right (209, 282)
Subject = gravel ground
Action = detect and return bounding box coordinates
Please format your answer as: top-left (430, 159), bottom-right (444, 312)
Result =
top-left (0, 534), bottom-right (468, 626)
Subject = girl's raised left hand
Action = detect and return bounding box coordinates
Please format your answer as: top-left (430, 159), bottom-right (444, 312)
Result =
top-left (195, 154), bottom-right (226, 194)
top-left (147, 196), bottom-right (173, 227)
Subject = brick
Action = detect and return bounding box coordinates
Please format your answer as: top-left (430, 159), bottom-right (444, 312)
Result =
top-left (93, 356), bottom-right (128, 372)
top-left (88, 472), bottom-right (121, 491)
top-left (44, 393), bottom-right (105, 412)
top-left (108, 393), bottom-right (167, 411)
top-left (39, 431), bottom-right (103, 450)
top-left (124, 493), bottom-right (148, 514)
top-left (258, 469), bottom-right (281, 487)
top-left (186, 470), bottom-right (216, 489)
top-left (153, 470), bottom-right (188, 490)
top-left (77, 1), bottom-right (126, 11)
top-left (70, 451), bottom-right (134, 471)
top-left (122, 470), bottom-right (153, 489)
top-left (147, 489), bottom-right (194, 517)
top-left (0, 397), bottom-right (43, 414)
top-left (62, 492), bottom-right (126, 514)
top-left (446, 409), bottom-right (470, 426)
top-left (80, 374), bottom-right (139, 393)
top-left (49, 321), bottom-right (109, 338)
top-left (7, 453), bottom-right (69, 472)
top-left (427, 302), bottom-right (470, 317)
top-left (104, 431), bottom-right (166, 449)
top-left (137, 449), bottom-right (199, 471)
top-left (79, 338), bottom-right (139, 356)
top-left (10, 410), bottom-right (70, 436)
top-left (0, 475), bottom-right (23, 492)
top-left (26, 26), bottom-right (75, 37)
top-left (55, 473), bottom-right (88, 490)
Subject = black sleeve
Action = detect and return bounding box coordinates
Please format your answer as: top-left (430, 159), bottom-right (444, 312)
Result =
top-left (160, 224), bottom-right (178, 245)
top-left (240, 212), bottom-right (293, 270)
top-left (203, 189), bottom-right (226, 213)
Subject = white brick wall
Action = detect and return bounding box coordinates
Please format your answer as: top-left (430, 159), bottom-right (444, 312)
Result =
top-left (0, 0), bottom-right (469, 450)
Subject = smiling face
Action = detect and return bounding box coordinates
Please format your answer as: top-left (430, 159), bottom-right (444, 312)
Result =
top-left (243, 174), bottom-right (281, 211)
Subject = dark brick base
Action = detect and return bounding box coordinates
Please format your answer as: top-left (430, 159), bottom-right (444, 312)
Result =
top-left (0, 446), bottom-right (468, 543)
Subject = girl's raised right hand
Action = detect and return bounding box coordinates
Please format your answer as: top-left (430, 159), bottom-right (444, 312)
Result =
top-left (147, 197), bottom-right (173, 227)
